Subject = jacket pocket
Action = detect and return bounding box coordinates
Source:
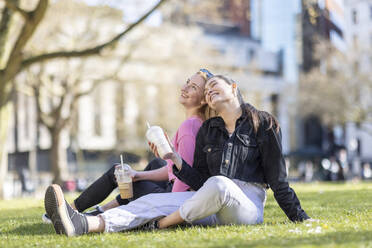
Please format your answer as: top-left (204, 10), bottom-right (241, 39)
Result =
top-left (203, 144), bottom-right (223, 168)
top-left (239, 139), bottom-right (259, 163)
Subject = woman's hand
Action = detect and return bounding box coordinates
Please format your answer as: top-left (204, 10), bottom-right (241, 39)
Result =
top-left (148, 141), bottom-right (182, 168)
top-left (163, 151), bottom-right (182, 170)
top-left (148, 130), bottom-right (173, 159)
top-left (128, 167), bottom-right (140, 182)
top-left (148, 141), bottom-right (160, 157)
top-left (161, 131), bottom-right (182, 168)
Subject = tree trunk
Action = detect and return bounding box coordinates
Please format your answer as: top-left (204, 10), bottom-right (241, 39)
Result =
top-left (0, 102), bottom-right (12, 199)
top-left (50, 129), bottom-right (68, 186)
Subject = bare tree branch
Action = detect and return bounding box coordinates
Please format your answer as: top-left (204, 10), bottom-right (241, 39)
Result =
top-left (21, 0), bottom-right (167, 68)
top-left (51, 81), bottom-right (68, 122)
top-left (31, 83), bottom-right (54, 129)
top-left (0, 6), bottom-right (12, 60)
top-left (2, 83), bottom-right (15, 104)
top-left (4, 0), bottom-right (31, 19)
top-left (58, 116), bottom-right (71, 132)
top-left (74, 78), bottom-right (103, 99)
top-left (26, 65), bottom-right (54, 129)
top-left (2, 0), bottom-right (48, 83)
top-left (73, 39), bottom-right (139, 99)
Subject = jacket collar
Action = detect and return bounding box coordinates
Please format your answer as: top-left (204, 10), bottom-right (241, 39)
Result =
top-left (210, 116), bottom-right (225, 127)
top-left (209, 106), bottom-right (249, 128)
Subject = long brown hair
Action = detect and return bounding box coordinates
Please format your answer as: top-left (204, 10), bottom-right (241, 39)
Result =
top-left (198, 102), bottom-right (217, 121)
top-left (207, 75), bottom-right (280, 134)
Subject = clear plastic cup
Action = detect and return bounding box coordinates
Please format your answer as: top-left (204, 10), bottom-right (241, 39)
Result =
top-left (146, 125), bottom-right (172, 159)
top-left (114, 164), bottom-right (133, 199)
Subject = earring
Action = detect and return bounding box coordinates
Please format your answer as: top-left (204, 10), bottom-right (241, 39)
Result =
top-left (232, 83), bottom-right (237, 95)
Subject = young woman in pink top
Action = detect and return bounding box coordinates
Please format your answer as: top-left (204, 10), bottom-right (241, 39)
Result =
top-left (42, 69), bottom-right (214, 222)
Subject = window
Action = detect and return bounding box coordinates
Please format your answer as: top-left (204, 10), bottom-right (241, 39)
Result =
top-left (352, 9), bottom-right (357, 24)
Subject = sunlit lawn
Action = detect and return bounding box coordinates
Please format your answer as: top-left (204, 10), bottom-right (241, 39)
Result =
top-left (1, 182), bottom-right (371, 248)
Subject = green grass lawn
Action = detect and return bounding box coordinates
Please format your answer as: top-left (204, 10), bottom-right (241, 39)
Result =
top-left (1, 182), bottom-right (371, 248)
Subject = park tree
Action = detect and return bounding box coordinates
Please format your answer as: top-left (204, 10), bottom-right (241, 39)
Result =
top-left (22, 57), bottom-right (129, 185)
top-left (0, 0), bottom-right (167, 198)
top-left (19, 0), bottom-right (142, 185)
top-left (299, 42), bottom-right (372, 135)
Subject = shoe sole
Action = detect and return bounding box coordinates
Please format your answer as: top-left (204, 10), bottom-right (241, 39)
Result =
top-left (44, 184), bottom-right (75, 236)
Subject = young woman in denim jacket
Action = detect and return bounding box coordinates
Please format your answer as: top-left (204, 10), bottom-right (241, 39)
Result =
top-left (155, 75), bottom-right (310, 228)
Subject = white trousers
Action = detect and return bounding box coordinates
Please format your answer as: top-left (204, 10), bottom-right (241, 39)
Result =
top-left (101, 176), bottom-right (266, 233)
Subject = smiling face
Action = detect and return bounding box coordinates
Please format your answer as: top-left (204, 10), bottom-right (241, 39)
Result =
top-left (204, 77), bottom-right (236, 110)
top-left (179, 73), bottom-right (206, 109)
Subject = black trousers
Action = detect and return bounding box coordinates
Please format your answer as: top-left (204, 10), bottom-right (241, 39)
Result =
top-left (73, 158), bottom-right (172, 212)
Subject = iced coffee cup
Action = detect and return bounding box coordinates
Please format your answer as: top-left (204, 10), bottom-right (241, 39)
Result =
top-left (115, 164), bottom-right (133, 199)
top-left (146, 125), bottom-right (172, 159)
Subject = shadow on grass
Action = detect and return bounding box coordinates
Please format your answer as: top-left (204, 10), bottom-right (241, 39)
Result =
top-left (3, 223), bottom-right (55, 236)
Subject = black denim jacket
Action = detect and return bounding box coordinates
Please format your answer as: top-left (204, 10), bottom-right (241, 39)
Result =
top-left (173, 111), bottom-right (310, 222)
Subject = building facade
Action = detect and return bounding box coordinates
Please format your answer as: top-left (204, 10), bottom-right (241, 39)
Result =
top-left (343, 0), bottom-right (372, 161)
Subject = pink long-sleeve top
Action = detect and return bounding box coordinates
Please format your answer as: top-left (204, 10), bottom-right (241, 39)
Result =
top-left (167, 116), bottom-right (203, 192)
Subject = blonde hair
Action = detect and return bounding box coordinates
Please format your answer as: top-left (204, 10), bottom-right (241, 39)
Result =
top-left (195, 70), bottom-right (217, 121)
top-left (197, 71), bottom-right (209, 81)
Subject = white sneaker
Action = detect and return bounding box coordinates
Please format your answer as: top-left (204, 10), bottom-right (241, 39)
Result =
top-left (41, 213), bottom-right (52, 224)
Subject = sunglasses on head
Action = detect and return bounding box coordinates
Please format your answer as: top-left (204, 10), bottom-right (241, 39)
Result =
top-left (199, 68), bottom-right (214, 79)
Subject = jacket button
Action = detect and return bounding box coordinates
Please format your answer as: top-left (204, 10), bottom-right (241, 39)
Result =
top-left (225, 159), bottom-right (229, 164)
top-left (208, 148), bottom-right (211, 152)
